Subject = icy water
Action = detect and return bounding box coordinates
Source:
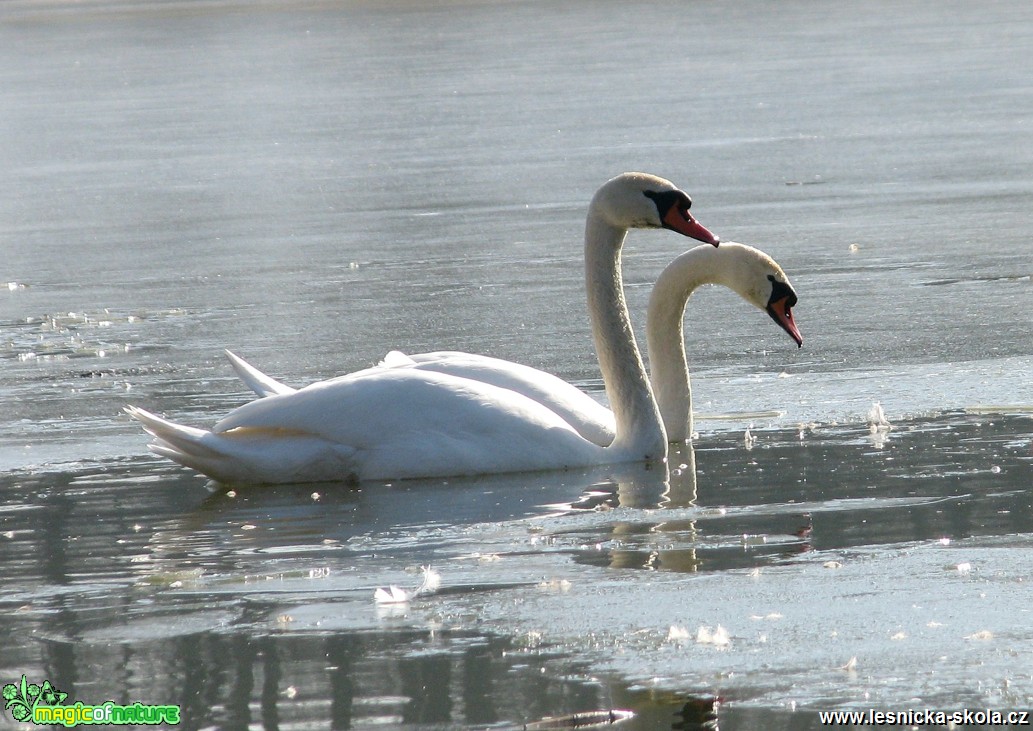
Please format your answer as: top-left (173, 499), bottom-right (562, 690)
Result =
top-left (2, 0), bottom-right (1032, 728)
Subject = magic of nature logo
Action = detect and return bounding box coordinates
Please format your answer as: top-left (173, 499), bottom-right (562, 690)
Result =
top-left (3, 675), bottom-right (180, 727)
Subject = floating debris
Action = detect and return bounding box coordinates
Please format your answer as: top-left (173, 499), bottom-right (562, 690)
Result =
top-left (538, 578), bottom-right (572, 593)
top-left (415, 566), bottom-right (441, 595)
top-left (373, 585), bottom-right (410, 605)
top-left (695, 625), bottom-right (730, 647)
top-left (867, 402), bottom-right (891, 432)
top-left (373, 565), bottom-right (440, 605)
top-left (785, 175), bottom-right (824, 186)
top-left (965, 630), bottom-right (994, 641)
top-left (522, 708), bottom-right (635, 730)
top-left (667, 625), bottom-right (691, 642)
top-left (797, 421), bottom-right (820, 441)
top-left (749, 613), bottom-right (784, 621)
top-left (674, 697), bottom-right (721, 728)
top-left (867, 402), bottom-right (892, 448)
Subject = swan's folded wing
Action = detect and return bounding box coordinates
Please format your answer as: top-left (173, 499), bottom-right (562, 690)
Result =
top-left (402, 351), bottom-right (617, 446)
top-left (222, 348), bottom-right (616, 446)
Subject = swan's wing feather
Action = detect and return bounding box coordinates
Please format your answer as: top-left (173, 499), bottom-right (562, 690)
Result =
top-left (223, 348), bottom-right (616, 445)
top-left (380, 350), bottom-right (416, 367)
top-left (225, 350), bottom-right (297, 397)
top-left (399, 351), bottom-right (616, 445)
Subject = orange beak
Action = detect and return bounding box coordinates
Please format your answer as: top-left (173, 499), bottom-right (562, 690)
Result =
top-left (766, 296), bottom-right (803, 347)
top-left (663, 207), bottom-right (720, 246)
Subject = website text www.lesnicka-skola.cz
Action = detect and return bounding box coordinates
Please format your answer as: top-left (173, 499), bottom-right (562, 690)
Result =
top-left (818, 708), bottom-right (1030, 727)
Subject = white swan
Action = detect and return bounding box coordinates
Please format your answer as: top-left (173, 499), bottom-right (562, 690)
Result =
top-left (127, 172), bottom-right (719, 484)
top-left (647, 242), bottom-right (801, 440)
top-left (226, 242), bottom-right (802, 445)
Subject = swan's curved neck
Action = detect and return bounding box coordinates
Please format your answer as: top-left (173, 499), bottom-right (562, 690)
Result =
top-left (584, 212), bottom-right (666, 460)
top-left (646, 246), bottom-right (730, 442)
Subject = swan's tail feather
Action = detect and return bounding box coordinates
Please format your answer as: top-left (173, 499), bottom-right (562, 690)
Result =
top-left (125, 405), bottom-right (357, 484)
top-left (224, 350), bottom-right (296, 397)
top-left (126, 404), bottom-right (256, 483)
top-left (125, 405), bottom-right (229, 461)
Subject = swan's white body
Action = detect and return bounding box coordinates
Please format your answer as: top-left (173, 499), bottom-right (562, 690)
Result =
top-left (129, 172), bottom-right (720, 484)
top-left (226, 243), bottom-right (802, 445)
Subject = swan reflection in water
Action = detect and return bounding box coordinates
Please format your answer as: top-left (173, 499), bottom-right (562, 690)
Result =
top-left (544, 443), bottom-right (816, 574)
top-left (134, 438), bottom-right (816, 588)
top-left (132, 461), bottom-right (674, 584)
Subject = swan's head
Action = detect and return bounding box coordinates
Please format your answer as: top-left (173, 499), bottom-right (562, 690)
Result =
top-left (720, 243), bottom-right (803, 347)
top-left (593, 172), bottom-right (720, 246)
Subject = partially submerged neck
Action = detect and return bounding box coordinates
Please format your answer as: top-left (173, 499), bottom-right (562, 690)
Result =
top-left (584, 212), bottom-right (666, 460)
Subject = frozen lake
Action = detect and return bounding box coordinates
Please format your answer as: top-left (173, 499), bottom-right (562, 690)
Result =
top-left (1, 0), bottom-right (1031, 728)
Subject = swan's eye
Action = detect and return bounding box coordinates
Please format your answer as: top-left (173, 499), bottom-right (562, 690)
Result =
top-left (767, 278), bottom-right (797, 308)
top-left (643, 189), bottom-right (718, 244)
top-left (643, 190), bottom-right (691, 219)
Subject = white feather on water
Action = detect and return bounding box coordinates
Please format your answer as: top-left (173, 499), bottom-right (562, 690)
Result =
top-left (373, 566), bottom-right (441, 605)
top-left (867, 401), bottom-right (891, 432)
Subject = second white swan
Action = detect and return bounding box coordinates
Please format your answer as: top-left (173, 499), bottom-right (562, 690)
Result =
top-left (227, 242), bottom-right (802, 445)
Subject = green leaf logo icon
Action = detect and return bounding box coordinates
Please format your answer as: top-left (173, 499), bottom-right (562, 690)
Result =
top-left (3, 675), bottom-right (68, 724)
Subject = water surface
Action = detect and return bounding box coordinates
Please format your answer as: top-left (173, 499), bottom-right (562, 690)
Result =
top-left (1, 0), bottom-right (1032, 728)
